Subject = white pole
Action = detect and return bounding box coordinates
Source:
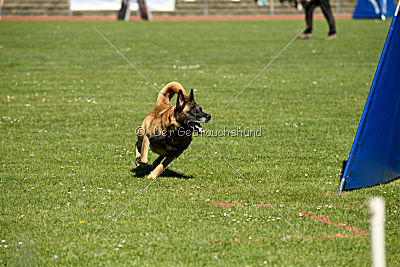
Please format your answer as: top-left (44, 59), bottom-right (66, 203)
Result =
top-left (336, 0), bottom-right (340, 14)
top-left (0, 0), bottom-right (4, 19)
top-left (68, 0), bottom-right (72, 17)
top-left (368, 197), bottom-right (386, 267)
top-left (270, 0), bottom-right (274, 16)
top-left (124, 0), bottom-right (131, 21)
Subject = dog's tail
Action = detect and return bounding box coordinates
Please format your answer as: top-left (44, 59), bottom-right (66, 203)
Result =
top-left (156, 82), bottom-right (188, 106)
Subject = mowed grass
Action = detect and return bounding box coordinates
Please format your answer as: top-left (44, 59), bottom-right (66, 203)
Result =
top-left (1, 19), bottom-right (399, 266)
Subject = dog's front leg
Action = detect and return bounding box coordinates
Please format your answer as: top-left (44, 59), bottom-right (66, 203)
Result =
top-left (138, 135), bottom-right (150, 165)
top-left (147, 156), bottom-right (175, 179)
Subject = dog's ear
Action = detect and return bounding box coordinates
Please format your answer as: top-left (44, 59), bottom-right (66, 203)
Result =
top-left (175, 90), bottom-right (185, 114)
top-left (188, 89), bottom-right (194, 102)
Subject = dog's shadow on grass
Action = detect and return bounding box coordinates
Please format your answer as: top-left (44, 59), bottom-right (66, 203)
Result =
top-left (130, 165), bottom-right (193, 179)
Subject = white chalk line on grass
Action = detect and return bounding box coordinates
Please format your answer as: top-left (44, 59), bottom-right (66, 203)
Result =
top-left (95, 158), bottom-right (176, 239)
top-left (224, 27), bottom-right (305, 109)
top-left (94, 27), bottom-right (171, 105)
top-left (223, 157), bottom-right (305, 238)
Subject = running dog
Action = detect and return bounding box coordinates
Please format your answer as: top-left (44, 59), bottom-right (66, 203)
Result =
top-left (135, 82), bottom-right (211, 179)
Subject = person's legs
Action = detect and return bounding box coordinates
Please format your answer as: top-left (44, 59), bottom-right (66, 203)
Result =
top-left (320, 0), bottom-right (336, 36)
top-left (304, 0), bottom-right (317, 34)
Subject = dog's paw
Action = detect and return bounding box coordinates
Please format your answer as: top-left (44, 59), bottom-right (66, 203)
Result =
top-left (135, 157), bottom-right (142, 167)
top-left (147, 173), bottom-right (157, 180)
top-left (135, 157), bottom-right (148, 167)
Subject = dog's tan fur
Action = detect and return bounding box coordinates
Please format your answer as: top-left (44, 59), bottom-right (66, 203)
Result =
top-left (135, 82), bottom-right (210, 179)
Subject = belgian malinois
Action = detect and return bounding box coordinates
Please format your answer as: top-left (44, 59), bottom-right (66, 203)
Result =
top-left (135, 82), bottom-right (211, 179)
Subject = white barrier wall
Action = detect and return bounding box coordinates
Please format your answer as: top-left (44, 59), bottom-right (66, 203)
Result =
top-left (70, 0), bottom-right (175, 12)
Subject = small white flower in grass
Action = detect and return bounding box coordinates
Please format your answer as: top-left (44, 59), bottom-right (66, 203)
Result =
top-left (115, 248), bottom-right (119, 251)
top-left (118, 244), bottom-right (123, 248)
top-left (107, 189), bottom-right (111, 193)
top-left (213, 255), bottom-right (218, 259)
top-left (18, 242), bottom-right (22, 245)
top-left (305, 174), bottom-right (308, 177)
top-left (97, 188), bottom-right (103, 190)
top-left (122, 240), bottom-right (126, 243)
top-left (121, 191), bottom-right (125, 194)
top-left (53, 255), bottom-right (58, 259)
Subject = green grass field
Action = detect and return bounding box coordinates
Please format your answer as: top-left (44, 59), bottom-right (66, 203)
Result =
top-left (1, 19), bottom-right (399, 266)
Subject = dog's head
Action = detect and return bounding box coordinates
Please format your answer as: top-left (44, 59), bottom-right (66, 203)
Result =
top-left (175, 89), bottom-right (211, 134)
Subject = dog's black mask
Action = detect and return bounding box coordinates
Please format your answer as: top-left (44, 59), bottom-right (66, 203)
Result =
top-left (175, 89), bottom-right (211, 133)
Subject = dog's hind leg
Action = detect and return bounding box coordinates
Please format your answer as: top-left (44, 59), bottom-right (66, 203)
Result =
top-left (147, 155), bottom-right (175, 179)
top-left (152, 155), bottom-right (165, 168)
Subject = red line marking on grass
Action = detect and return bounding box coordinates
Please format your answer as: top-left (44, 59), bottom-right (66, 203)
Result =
top-left (206, 210), bottom-right (369, 244)
top-left (1, 14), bottom-right (352, 22)
top-left (211, 200), bottom-right (242, 207)
top-left (299, 211), bottom-right (369, 238)
top-left (256, 203), bottom-right (272, 207)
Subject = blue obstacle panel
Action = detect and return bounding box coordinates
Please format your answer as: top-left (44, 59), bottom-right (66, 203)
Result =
top-left (339, 4), bottom-right (400, 193)
top-left (353, 0), bottom-right (396, 19)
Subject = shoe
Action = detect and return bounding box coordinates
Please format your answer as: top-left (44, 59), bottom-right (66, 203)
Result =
top-left (327, 34), bottom-right (337, 40)
top-left (297, 33), bottom-right (312, 39)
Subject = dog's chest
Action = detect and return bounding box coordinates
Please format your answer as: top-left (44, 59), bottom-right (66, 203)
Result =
top-left (149, 133), bottom-right (192, 156)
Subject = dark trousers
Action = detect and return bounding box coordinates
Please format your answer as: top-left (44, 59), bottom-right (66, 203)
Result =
top-left (304, 0), bottom-right (336, 35)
